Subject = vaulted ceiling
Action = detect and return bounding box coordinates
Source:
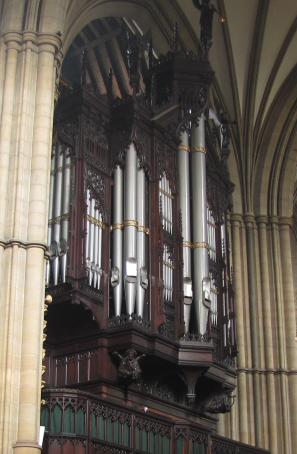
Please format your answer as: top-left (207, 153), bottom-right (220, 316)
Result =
top-left (61, 0), bottom-right (297, 216)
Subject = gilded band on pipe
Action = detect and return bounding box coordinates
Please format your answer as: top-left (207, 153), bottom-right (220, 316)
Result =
top-left (211, 288), bottom-right (219, 295)
top-left (192, 242), bottom-right (209, 250)
top-left (110, 221), bottom-right (149, 234)
top-left (163, 260), bottom-right (175, 269)
top-left (190, 146), bottom-right (207, 154)
top-left (48, 213), bottom-right (70, 225)
top-left (138, 225), bottom-right (150, 234)
top-left (159, 188), bottom-right (174, 199)
top-left (87, 215), bottom-right (105, 230)
top-left (178, 145), bottom-right (191, 152)
top-left (182, 241), bottom-right (209, 249)
top-left (123, 220), bottom-right (138, 228)
top-left (207, 220), bottom-right (217, 228)
top-left (110, 222), bottom-right (123, 231)
top-left (51, 162), bottom-right (73, 174)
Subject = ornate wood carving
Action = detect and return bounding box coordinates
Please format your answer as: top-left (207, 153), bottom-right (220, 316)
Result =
top-left (83, 116), bottom-right (108, 172)
top-left (57, 119), bottom-right (78, 149)
top-left (211, 440), bottom-right (236, 454)
top-left (135, 417), bottom-right (171, 437)
top-left (112, 349), bottom-right (146, 383)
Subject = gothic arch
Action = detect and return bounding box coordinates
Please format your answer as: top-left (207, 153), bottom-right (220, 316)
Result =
top-left (253, 64), bottom-right (297, 216)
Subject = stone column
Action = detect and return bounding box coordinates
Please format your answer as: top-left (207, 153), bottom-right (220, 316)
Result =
top-left (0, 33), bottom-right (21, 237)
top-left (230, 214), bottom-right (249, 444)
top-left (269, 215), bottom-right (290, 454)
top-left (0, 32), bottom-right (32, 454)
top-left (256, 216), bottom-right (278, 453)
top-left (12, 35), bottom-right (61, 454)
top-left (243, 213), bottom-right (262, 447)
top-left (279, 217), bottom-right (297, 454)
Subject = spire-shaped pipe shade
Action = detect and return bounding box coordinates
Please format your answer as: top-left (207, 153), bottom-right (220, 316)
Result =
top-left (191, 115), bottom-right (210, 334)
top-left (178, 130), bottom-right (192, 331)
top-left (113, 165), bottom-right (123, 316)
top-left (136, 161), bottom-right (146, 317)
top-left (124, 143), bottom-right (137, 315)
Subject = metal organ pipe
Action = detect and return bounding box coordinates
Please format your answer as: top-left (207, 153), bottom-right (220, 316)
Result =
top-left (93, 205), bottom-right (99, 289)
top-left (136, 160), bottom-right (146, 317)
top-left (178, 130), bottom-right (192, 332)
top-left (46, 147), bottom-right (56, 285)
top-left (86, 189), bottom-right (91, 280)
top-left (96, 211), bottom-right (103, 289)
top-left (88, 196), bottom-right (95, 286)
top-left (60, 150), bottom-right (71, 283)
top-left (86, 192), bottom-right (104, 290)
top-left (124, 143), bottom-right (138, 316)
top-left (191, 115), bottom-right (210, 334)
top-left (52, 144), bottom-right (63, 285)
top-left (112, 165), bottom-right (123, 316)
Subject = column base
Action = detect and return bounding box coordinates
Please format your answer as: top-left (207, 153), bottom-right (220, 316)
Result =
top-left (13, 441), bottom-right (42, 454)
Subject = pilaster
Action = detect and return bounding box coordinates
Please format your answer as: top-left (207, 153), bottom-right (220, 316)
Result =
top-left (0, 30), bottom-right (61, 454)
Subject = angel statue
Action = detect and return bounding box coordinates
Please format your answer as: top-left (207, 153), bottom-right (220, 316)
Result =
top-left (112, 349), bottom-right (146, 382)
top-left (192, 0), bottom-right (217, 57)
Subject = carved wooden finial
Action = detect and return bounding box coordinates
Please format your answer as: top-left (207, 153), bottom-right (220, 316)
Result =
top-left (173, 22), bottom-right (178, 53)
top-left (81, 49), bottom-right (88, 87)
top-left (107, 67), bottom-right (113, 101)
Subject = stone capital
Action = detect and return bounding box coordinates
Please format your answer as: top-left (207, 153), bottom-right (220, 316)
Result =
top-left (255, 215), bottom-right (268, 227)
top-left (3, 31), bottom-right (22, 49)
top-left (243, 212), bottom-right (255, 227)
top-left (36, 33), bottom-right (62, 56)
top-left (268, 215), bottom-right (279, 227)
top-left (278, 216), bottom-right (293, 230)
top-left (230, 213), bottom-right (243, 225)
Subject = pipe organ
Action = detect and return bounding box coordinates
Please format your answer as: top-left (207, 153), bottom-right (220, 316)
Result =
top-left (46, 141), bottom-right (72, 286)
top-left (43, 32), bottom-right (238, 453)
top-left (111, 146), bottom-right (148, 318)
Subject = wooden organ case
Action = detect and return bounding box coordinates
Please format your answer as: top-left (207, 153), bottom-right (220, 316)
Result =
top-left (42, 36), bottom-right (238, 454)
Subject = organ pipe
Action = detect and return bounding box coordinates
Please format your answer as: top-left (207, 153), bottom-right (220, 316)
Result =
top-left (178, 130), bottom-right (192, 332)
top-left (46, 147), bottom-right (56, 285)
top-left (112, 165), bottom-right (123, 316)
top-left (88, 197), bottom-right (95, 286)
top-left (191, 114), bottom-right (210, 334)
top-left (52, 144), bottom-right (63, 285)
top-left (124, 143), bottom-right (138, 316)
top-left (86, 189), bottom-right (91, 280)
top-left (47, 143), bottom-right (72, 286)
top-left (136, 160), bottom-right (146, 317)
top-left (60, 150), bottom-right (71, 283)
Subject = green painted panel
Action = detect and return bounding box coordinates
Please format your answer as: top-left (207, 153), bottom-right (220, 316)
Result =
top-left (76, 408), bottom-right (85, 435)
top-left (64, 406), bottom-right (75, 433)
top-left (51, 405), bottom-right (62, 433)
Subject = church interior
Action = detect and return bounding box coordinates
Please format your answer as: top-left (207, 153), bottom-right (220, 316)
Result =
top-left (1, 1), bottom-right (297, 454)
